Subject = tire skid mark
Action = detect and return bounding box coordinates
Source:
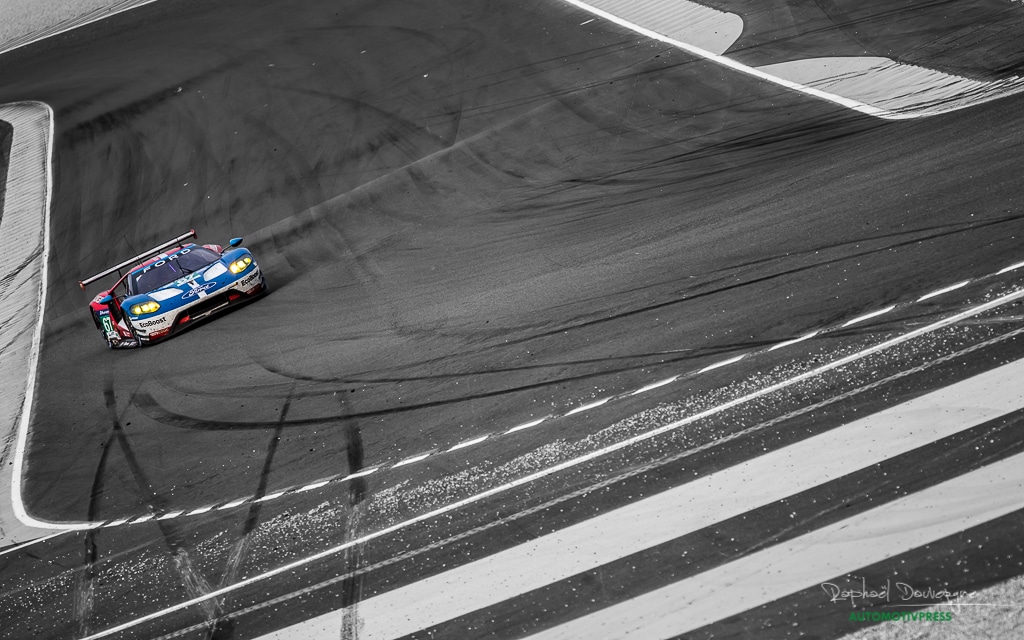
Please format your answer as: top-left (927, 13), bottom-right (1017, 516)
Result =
top-left (67, 258), bottom-right (1024, 530)
top-left (126, 213), bottom-right (1021, 410)
top-left (206, 390), bottom-right (294, 639)
top-left (129, 344), bottom-right (723, 428)
top-left (130, 250), bottom-right (1023, 432)
top-left (101, 382), bottom-right (219, 622)
top-left (562, 0), bottom-right (1024, 119)
top-left (713, 214), bottom-right (1023, 275)
top-left (473, 210), bottom-right (1024, 349)
top-left (222, 209), bottom-right (1014, 383)
top-left (339, 406), bottom-right (368, 640)
top-left (144, 320), bottom-right (1024, 640)
top-left (338, 521), bottom-right (365, 640)
top-left (171, 339), bottom-right (698, 394)
top-left (72, 410), bottom-right (117, 638)
top-left (234, 206), bottom-right (1019, 392)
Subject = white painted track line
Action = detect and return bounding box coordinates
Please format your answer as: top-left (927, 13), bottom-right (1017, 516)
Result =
top-left (70, 287), bottom-right (1024, 639)
top-left (768, 330), bottom-right (818, 351)
top-left (697, 354), bottom-right (745, 373)
top-left (393, 453), bottom-right (432, 468)
top-left (528, 450), bottom-right (1024, 640)
top-left (630, 376), bottom-right (678, 395)
top-left (560, 0), bottom-right (878, 118)
top-left (342, 467), bottom-right (378, 480)
top-left (841, 305), bottom-right (896, 327)
top-left (506, 417), bottom-right (549, 434)
top-left (448, 435), bottom-right (490, 452)
top-left (256, 357), bottom-right (1024, 639)
top-left (579, 0), bottom-right (742, 55)
top-left (564, 397), bottom-right (611, 416)
top-left (918, 280), bottom-right (971, 302)
top-left (0, 103), bottom-right (82, 546)
top-left (564, 0), bottom-right (1024, 119)
top-left (296, 480), bottom-right (331, 493)
top-left (218, 499), bottom-right (249, 510)
top-left (11, 249), bottom-right (1024, 534)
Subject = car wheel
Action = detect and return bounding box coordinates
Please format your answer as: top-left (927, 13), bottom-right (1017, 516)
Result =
top-left (127, 322), bottom-right (145, 348)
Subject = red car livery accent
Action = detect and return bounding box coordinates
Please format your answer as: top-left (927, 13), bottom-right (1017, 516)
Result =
top-left (79, 230), bottom-right (267, 348)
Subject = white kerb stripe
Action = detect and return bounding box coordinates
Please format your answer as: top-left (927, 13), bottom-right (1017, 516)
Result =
top-left (256, 356), bottom-right (1024, 640)
top-left (527, 451), bottom-right (1024, 640)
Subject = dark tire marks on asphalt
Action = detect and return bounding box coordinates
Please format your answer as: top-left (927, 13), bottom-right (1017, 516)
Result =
top-left (207, 390), bottom-right (294, 639)
top-left (73, 382), bottom-right (221, 635)
top-left (126, 341), bottom-right (748, 432)
top-left (203, 390), bottom-right (369, 638)
top-left (10, 6), bottom-right (1024, 636)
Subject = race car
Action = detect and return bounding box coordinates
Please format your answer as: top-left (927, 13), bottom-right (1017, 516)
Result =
top-left (79, 229), bottom-right (267, 348)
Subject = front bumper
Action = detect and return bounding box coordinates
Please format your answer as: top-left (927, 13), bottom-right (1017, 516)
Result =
top-left (131, 268), bottom-right (267, 344)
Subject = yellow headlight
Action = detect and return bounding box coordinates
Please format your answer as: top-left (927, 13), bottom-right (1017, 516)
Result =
top-left (130, 301), bottom-right (161, 315)
top-left (229, 256), bottom-right (253, 274)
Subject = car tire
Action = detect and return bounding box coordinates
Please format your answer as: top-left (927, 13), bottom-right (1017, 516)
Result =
top-left (127, 322), bottom-right (145, 348)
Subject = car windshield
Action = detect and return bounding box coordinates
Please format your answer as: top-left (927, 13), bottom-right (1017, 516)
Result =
top-left (128, 247), bottom-right (221, 294)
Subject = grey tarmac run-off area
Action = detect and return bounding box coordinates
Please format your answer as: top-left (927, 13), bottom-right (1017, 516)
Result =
top-left (2, 0), bottom-right (1024, 638)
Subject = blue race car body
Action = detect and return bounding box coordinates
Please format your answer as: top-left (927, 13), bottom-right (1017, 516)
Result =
top-left (81, 230), bottom-right (267, 348)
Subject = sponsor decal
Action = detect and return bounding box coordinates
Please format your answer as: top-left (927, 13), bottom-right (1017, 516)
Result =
top-left (238, 270), bottom-right (260, 288)
top-left (138, 248), bottom-right (190, 274)
top-left (138, 318), bottom-right (167, 328)
top-left (181, 282), bottom-right (218, 299)
top-left (847, 611), bottom-right (955, 622)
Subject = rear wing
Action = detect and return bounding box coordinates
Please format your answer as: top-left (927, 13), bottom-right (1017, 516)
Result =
top-left (79, 229), bottom-right (197, 290)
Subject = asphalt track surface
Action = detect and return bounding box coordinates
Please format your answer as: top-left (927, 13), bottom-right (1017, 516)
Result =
top-left (2, 0), bottom-right (1024, 638)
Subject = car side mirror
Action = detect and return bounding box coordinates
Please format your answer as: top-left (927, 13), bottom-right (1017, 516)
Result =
top-left (228, 237), bottom-right (243, 247)
top-left (99, 295), bottom-right (114, 305)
